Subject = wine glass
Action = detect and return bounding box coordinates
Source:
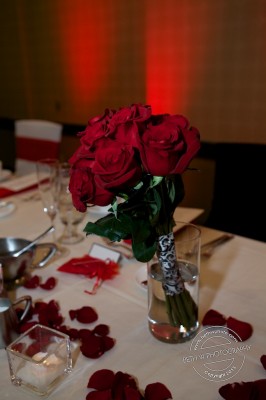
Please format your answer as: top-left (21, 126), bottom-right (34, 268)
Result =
top-left (36, 159), bottom-right (59, 235)
top-left (36, 158), bottom-right (69, 256)
top-left (57, 162), bottom-right (85, 244)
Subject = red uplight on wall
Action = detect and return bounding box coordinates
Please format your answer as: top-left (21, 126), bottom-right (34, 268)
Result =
top-left (145, 0), bottom-right (212, 115)
top-left (56, 0), bottom-right (115, 108)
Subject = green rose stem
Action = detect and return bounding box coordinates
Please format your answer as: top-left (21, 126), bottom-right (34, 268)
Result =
top-left (155, 179), bottom-right (197, 331)
top-left (157, 235), bottom-right (197, 331)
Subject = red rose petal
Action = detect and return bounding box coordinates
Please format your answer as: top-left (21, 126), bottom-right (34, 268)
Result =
top-left (39, 277), bottom-right (57, 290)
top-left (202, 309), bottom-right (227, 326)
top-left (260, 355), bottom-right (266, 370)
top-left (38, 300), bottom-right (63, 328)
top-left (86, 389), bottom-right (111, 400)
top-left (79, 329), bottom-right (92, 341)
top-left (69, 309), bottom-right (77, 320)
top-left (87, 369), bottom-right (115, 390)
top-left (19, 321), bottom-right (37, 334)
top-left (33, 301), bottom-right (47, 314)
top-left (219, 380), bottom-right (260, 400)
top-left (77, 306), bottom-right (98, 323)
top-left (70, 306), bottom-right (98, 323)
top-left (101, 336), bottom-right (115, 352)
top-left (253, 379), bottom-right (266, 395)
top-left (124, 386), bottom-right (142, 399)
top-left (226, 316), bottom-right (253, 341)
top-left (93, 324), bottom-right (110, 336)
top-left (67, 328), bottom-right (79, 340)
top-left (112, 371), bottom-right (138, 397)
top-left (145, 382), bottom-right (173, 400)
top-left (57, 325), bottom-right (69, 335)
top-left (26, 341), bottom-right (43, 357)
top-left (11, 342), bottom-right (26, 353)
top-left (23, 275), bottom-right (40, 289)
top-left (80, 335), bottom-right (104, 358)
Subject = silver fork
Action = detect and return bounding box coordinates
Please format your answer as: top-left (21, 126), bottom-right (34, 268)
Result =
top-left (201, 233), bottom-right (234, 257)
top-left (21, 191), bottom-right (40, 201)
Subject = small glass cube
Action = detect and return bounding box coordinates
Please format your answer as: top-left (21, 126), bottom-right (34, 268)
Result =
top-left (6, 324), bottom-right (72, 397)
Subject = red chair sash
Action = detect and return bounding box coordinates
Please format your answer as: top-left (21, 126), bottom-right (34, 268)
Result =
top-left (16, 137), bottom-right (60, 161)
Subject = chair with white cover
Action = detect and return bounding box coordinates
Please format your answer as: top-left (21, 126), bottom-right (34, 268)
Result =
top-left (15, 119), bottom-right (63, 176)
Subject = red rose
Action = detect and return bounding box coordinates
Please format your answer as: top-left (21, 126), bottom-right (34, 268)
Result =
top-left (138, 114), bottom-right (200, 176)
top-left (79, 109), bottom-right (115, 150)
top-left (69, 159), bottom-right (115, 211)
top-left (105, 104), bottom-right (151, 148)
top-left (109, 104), bottom-right (151, 129)
top-left (68, 143), bottom-right (95, 165)
top-left (92, 141), bottom-right (142, 192)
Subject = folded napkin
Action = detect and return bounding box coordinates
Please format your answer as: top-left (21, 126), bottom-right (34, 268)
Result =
top-left (0, 173), bottom-right (38, 198)
top-left (57, 254), bottom-right (120, 294)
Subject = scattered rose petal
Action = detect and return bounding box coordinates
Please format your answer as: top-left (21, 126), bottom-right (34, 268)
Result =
top-left (202, 309), bottom-right (227, 326)
top-left (101, 336), bottom-right (115, 352)
top-left (80, 334), bottom-right (114, 359)
top-left (86, 389), bottom-right (111, 400)
top-left (69, 306), bottom-right (98, 324)
top-left (226, 316), bottom-right (253, 341)
top-left (57, 325), bottom-right (69, 335)
top-left (37, 300), bottom-right (64, 328)
top-left (124, 386), bottom-right (142, 399)
top-left (93, 324), bottom-right (109, 336)
top-left (69, 309), bottom-right (77, 320)
top-left (112, 371), bottom-right (139, 397)
top-left (80, 335), bottom-right (104, 358)
top-left (87, 369), bottom-right (172, 400)
top-left (145, 382), bottom-right (173, 400)
top-left (26, 341), bottom-right (43, 357)
top-left (23, 275), bottom-right (40, 289)
top-left (87, 369), bottom-right (115, 390)
top-left (67, 328), bottom-right (79, 340)
top-left (260, 355), bottom-right (266, 370)
top-left (219, 380), bottom-right (266, 399)
top-left (19, 321), bottom-right (38, 334)
top-left (39, 277), bottom-right (57, 290)
top-left (11, 342), bottom-right (26, 353)
top-left (17, 299), bottom-right (114, 361)
top-left (254, 380), bottom-right (266, 395)
top-left (78, 329), bottom-right (92, 341)
top-left (33, 301), bottom-right (48, 314)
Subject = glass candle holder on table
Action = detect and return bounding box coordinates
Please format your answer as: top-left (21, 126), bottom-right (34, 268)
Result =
top-left (6, 324), bottom-right (72, 397)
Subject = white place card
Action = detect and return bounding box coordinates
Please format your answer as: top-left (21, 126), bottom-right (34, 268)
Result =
top-left (89, 243), bottom-right (121, 263)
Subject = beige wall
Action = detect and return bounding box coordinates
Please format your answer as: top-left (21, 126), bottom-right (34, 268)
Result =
top-left (1, 0), bottom-right (266, 144)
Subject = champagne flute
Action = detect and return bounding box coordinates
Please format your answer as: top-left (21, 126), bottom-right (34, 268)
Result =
top-left (36, 158), bottom-right (69, 256)
top-left (57, 162), bottom-right (85, 244)
top-left (36, 159), bottom-right (59, 234)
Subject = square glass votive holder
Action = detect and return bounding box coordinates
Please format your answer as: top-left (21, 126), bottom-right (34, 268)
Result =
top-left (6, 324), bottom-right (72, 397)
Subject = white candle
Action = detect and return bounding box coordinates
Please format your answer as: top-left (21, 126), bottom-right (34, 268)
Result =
top-left (18, 351), bottom-right (65, 389)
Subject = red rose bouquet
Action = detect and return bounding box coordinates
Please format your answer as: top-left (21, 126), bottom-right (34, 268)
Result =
top-left (69, 103), bottom-right (200, 332)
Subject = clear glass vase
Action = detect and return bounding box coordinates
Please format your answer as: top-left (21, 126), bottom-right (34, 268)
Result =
top-left (148, 222), bottom-right (201, 343)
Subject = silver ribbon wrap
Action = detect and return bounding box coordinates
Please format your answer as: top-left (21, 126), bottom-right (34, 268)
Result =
top-left (157, 232), bottom-right (185, 295)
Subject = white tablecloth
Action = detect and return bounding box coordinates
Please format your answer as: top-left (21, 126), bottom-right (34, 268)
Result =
top-left (0, 191), bottom-right (266, 399)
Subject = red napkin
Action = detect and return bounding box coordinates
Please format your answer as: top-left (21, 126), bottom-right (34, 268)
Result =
top-left (0, 172), bottom-right (39, 199)
top-left (0, 183), bottom-right (38, 199)
top-left (57, 254), bottom-right (120, 294)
